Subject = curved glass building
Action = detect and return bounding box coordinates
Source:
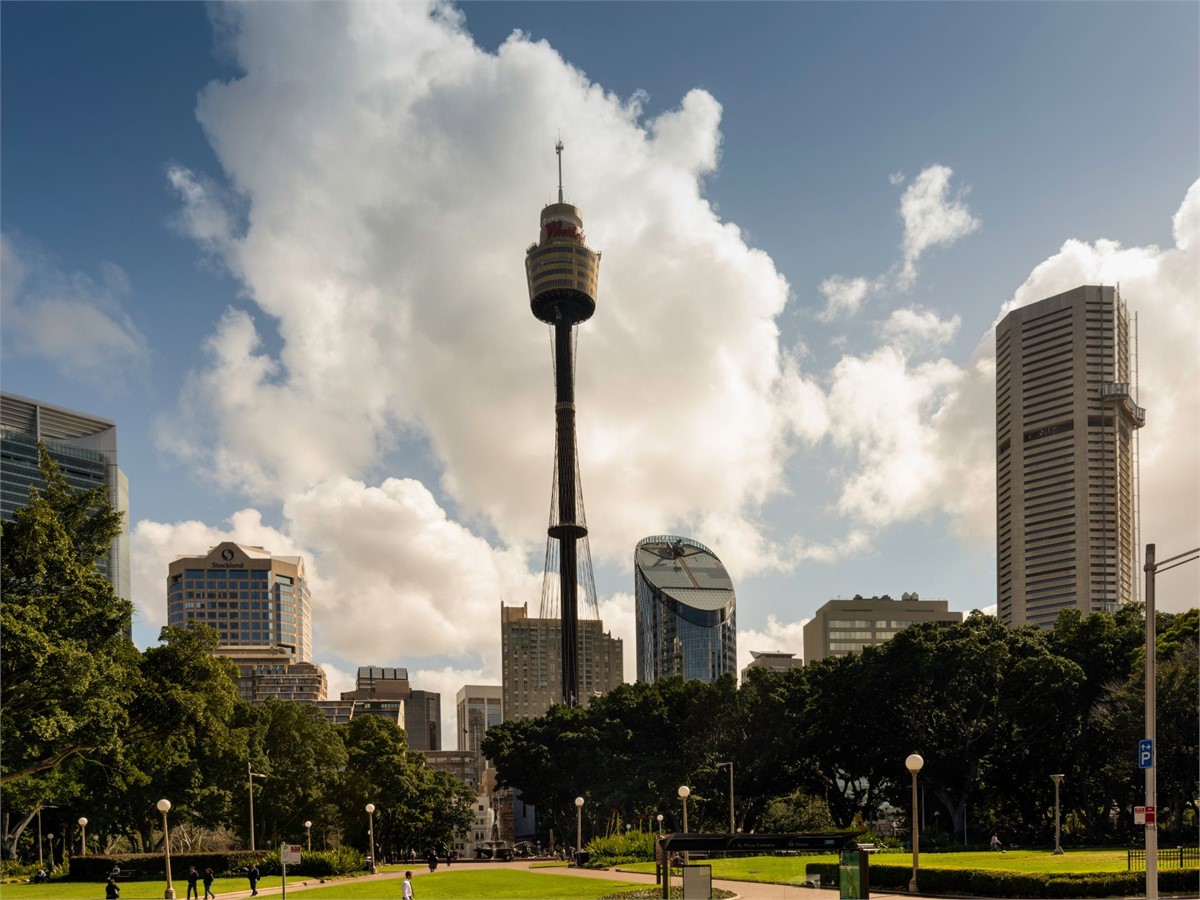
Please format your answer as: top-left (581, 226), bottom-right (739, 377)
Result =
top-left (634, 536), bottom-right (737, 683)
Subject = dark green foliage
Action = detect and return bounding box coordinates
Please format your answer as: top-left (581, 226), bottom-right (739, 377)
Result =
top-left (68, 851), bottom-right (269, 881)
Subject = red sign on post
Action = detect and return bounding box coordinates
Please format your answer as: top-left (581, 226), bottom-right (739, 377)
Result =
top-left (1134, 806), bottom-right (1157, 825)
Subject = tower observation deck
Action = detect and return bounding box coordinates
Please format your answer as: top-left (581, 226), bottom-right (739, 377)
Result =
top-left (526, 142), bottom-right (602, 707)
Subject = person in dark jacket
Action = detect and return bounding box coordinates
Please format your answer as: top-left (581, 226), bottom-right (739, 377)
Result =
top-left (105, 877), bottom-right (120, 899)
top-left (202, 867), bottom-right (216, 900)
top-left (248, 863), bottom-right (260, 896)
top-left (186, 866), bottom-right (200, 899)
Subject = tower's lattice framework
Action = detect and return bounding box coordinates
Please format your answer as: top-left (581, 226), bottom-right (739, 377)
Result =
top-left (526, 143), bottom-right (601, 706)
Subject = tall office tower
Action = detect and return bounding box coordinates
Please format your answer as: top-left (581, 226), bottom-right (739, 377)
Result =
top-left (406, 690), bottom-right (442, 751)
top-left (501, 603), bottom-right (623, 721)
top-left (1, 393), bottom-right (131, 609)
top-left (634, 536), bottom-right (737, 684)
top-left (168, 541), bottom-right (313, 661)
top-left (996, 285), bottom-right (1145, 628)
top-left (457, 685), bottom-right (503, 753)
top-left (802, 593), bottom-right (962, 662)
top-left (526, 142), bottom-right (602, 706)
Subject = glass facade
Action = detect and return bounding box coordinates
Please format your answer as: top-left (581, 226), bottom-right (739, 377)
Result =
top-left (634, 536), bottom-right (737, 684)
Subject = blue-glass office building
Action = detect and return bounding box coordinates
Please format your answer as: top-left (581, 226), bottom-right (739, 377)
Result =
top-left (634, 535), bottom-right (736, 684)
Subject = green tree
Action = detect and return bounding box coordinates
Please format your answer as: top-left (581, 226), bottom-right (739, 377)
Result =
top-left (1, 445), bottom-right (136, 785)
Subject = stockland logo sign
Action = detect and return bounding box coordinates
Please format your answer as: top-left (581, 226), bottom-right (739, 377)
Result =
top-left (211, 547), bottom-right (245, 569)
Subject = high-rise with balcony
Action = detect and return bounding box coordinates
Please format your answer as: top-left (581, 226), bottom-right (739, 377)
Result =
top-left (996, 285), bottom-right (1145, 628)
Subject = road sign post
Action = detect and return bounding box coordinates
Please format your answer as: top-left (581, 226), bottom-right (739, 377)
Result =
top-left (280, 844), bottom-right (302, 900)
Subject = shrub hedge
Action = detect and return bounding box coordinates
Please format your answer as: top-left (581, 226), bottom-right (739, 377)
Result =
top-left (68, 852), bottom-right (269, 882)
top-left (804, 862), bottom-right (1200, 897)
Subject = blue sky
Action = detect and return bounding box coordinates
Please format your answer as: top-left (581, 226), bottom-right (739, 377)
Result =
top-left (3, 2), bottom-right (1197, 729)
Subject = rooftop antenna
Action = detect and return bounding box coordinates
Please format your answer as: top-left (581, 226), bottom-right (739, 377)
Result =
top-left (555, 138), bottom-right (564, 204)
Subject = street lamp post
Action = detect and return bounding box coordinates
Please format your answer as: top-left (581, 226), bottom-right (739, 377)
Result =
top-left (365, 804), bottom-right (377, 875)
top-left (305, 820), bottom-right (313, 853)
top-left (157, 799), bottom-right (176, 900)
top-left (678, 785), bottom-right (690, 867)
top-left (1050, 775), bottom-right (1064, 855)
top-left (46, 834), bottom-right (55, 868)
top-left (905, 754), bottom-right (924, 894)
top-left (1143, 543), bottom-right (1199, 900)
top-left (656, 814), bottom-right (663, 835)
top-left (247, 763), bottom-right (268, 852)
top-left (717, 762), bottom-right (735, 833)
top-left (574, 797), bottom-right (584, 866)
top-left (78, 817), bottom-right (88, 857)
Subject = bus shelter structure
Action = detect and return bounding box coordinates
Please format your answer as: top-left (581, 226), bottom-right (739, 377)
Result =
top-left (657, 832), bottom-right (865, 899)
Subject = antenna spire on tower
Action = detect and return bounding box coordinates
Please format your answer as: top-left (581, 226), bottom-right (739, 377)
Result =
top-left (555, 139), bottom-right (564, 204)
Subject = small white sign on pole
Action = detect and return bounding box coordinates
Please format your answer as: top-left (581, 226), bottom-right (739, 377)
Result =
top-left (1134, 806), bottom-right (1146, 825)
top-left (281, 844), bottom-right (303, 865)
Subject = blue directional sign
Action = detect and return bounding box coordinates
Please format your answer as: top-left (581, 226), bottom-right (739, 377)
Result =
top-left (1138, 739), bottom-right (1153, 769)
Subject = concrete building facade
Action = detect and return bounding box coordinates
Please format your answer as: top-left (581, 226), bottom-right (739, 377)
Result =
top-left (457, 685), bottom-right (503, 754)
top-left (168, 541), bottom-right (314, 662)
top-left (501, 603), bottom-right (623, 721)
top-left (1, 393), bottom-right (130, 608)
top-left (803, 593), bottom-right (962, 662)
top-left (741, 650), bottom-right (804, 682)
top-left (996, 285), bottom-right (1145, 627)
top-left (634, 536), bottom-right (737, 684)
top-left (220, 646), bottom-right (327, 704)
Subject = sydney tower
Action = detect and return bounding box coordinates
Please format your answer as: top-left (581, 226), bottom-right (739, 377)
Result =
top-left (525, 142), bottom-right (601, 707)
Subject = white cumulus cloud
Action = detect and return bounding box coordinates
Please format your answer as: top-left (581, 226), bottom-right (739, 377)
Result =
top-left (898, 164), bottom-right (980, 288)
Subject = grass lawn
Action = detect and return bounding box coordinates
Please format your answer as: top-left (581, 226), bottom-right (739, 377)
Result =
top-left (0, 875), bottom-right (284, 899)
top-left (296, 869), bottom-right (647, 899)
top-left (618, 848), bottom-right (1143, 882)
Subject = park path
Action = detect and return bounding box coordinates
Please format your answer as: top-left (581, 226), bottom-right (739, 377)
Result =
top-left (209, 860), bottom-right (939, 900)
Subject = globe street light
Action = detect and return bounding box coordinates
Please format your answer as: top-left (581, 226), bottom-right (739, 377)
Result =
top-left (157, 799), bottom-right (176, 900)
top-left (1050, 775), bottom-right (1065, 855)
top-left (305, 820), bottom-right (313, 853)
top-left (656, 814), bottom-right (663, 835)
top-left (678, 785), bottom-right (691, 867)
top-left (365, 804), bottom-right (377, 875)
top-left (717, 761), bottom-right (735, 834)
top-left (78, 817), bottom-right (88, 857)
top-left (574, 797), bottom-right (584, 866)
top-left (905, 754), bottom-right (924, 894)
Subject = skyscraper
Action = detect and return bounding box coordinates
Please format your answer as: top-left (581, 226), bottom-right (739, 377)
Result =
top-left (167, 541), bottom-right (314, 661)
top-left (0, 392), bottom-right (130, 609)
top-left (457, 684), bottom-right (503, 753)
top-left (634, 535), bottom-right (737, 684)
top-left (525, 142), bottom-right (602, 706)
top-left (996, 285), bottom-right (1145, 628)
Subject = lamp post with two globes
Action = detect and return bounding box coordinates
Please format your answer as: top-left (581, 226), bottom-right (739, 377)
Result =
top-left (905, 754), bottom-right (923, 894)
top-left (157, 799), bottom-right (176, 900)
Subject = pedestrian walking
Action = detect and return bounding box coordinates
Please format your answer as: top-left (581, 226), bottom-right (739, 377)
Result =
top-left (402, 870), bottom-right (415, 900)
top-left (990, 833), bottom-right (1005, 852)
top-left (105, 876), bottom-right (120, 899)
top-left (248, 862), bottom-right (260, 895)
top-left (202, 867), bottom-right (216, 900)
top-left (186, 866), bottom-right (200, 900)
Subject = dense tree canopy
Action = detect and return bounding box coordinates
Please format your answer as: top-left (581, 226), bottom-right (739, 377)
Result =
top-left (486, 609), bottom-right (1199, 847)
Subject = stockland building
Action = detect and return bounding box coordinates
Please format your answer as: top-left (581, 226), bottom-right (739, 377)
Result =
top-left (167, 542), bottom-right (325, 702)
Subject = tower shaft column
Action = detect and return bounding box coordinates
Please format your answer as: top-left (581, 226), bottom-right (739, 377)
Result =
top-left (554, 321), bottom-right (581, 705)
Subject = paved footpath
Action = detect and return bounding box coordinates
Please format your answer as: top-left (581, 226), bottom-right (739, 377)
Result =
top-left (210, 860), bottom-right (938, 900)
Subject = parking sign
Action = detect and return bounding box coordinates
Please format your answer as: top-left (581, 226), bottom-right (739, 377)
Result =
top-left (1138, 739), bottom-right (1153, 769)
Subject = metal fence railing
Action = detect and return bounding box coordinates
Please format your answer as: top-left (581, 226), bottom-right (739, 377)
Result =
top-left (1128, 847), bottom-right (1199, 870)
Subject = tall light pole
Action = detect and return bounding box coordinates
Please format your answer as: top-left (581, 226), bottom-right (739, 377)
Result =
top-left (305, 820), bottom-right (313, 853)
top-left (78, 817), bottom-right (88, 857)
top-left (248, 763), bottom-right (268, 852)
top-left (656, 814), bottom-right (663, 835)
top-left (1050, 775), bottom-right (1064, 855)
top-left (365, 804), bottom-right (377, 875)
top-left (717, 762), bottom-right (735, 833)
top-left (1143, 543), bottom-right (1199, 900)
top-left (905, 754), bottom-right (923, 894)
top-left (678, 785), bottom-right (690, 867)
top-left (574, 797), bottom-right (584, 865)
top-left (37, 808), bottom-right (43, 868)
top-left (157, 799), bottom-right (176, 900)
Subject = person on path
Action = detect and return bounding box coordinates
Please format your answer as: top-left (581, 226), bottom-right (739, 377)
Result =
top-left (402, 871), bottom-right (415, 900)
top-left (248, 863), bottom-right (260, 896)
top-left (427, 849), bottom-right (438, 872)
top-left (186, 866), bottom-right (200, 899)
top-left (990, 833), bottom-right (1005, 852)
top-left (202, 867), bottom-right (216, 900)
top-left (105, 877), bottom-right (120, 899)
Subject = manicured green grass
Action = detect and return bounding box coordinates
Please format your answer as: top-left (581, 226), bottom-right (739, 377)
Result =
top-left (618, 848), bottom-right (1141, 882)
top-left (296, 869), bottom-right (646, 899)
top-left (0, 875), bottom-right (284, 899)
